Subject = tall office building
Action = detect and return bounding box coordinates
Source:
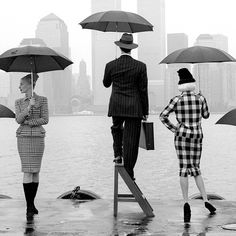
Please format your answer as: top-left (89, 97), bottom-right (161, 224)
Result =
top-left (194, 34), bottom-right (234, 111)
top-left (137, 0), bottom-right (166, 109)
top-left (77, 60), bottom-right (91, 99)
top-left (7, 38), bottom-right (47, 110)
top-left (91, 0), bottom-right (121, 111)
top-left (195, 34), bottom-right (228, 51)
top-left (36, 13), bottom-right (72, 114)
top-left (165, 33), bottom-right (189, 102)
top-left (0, 71), bottom-right (10, 106)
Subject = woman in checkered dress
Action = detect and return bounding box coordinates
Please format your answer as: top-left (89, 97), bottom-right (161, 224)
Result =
top-left (15, 73), bottom-right (49, 217)
top-left (160, 68), bottom-right (216, 223)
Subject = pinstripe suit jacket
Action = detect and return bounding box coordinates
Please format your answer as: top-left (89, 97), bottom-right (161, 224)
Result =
top-left (103, 55), bottom-right (149, 118)
top-left (15, 93), bottom-right (49, 137)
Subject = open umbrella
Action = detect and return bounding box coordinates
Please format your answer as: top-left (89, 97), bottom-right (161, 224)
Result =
top-left (0, 104), bottom-right (15, 118)
top-left (0, 45), bottom-right (73, 95)
top-left (80, 10), bottom-right (153, 58)
top-left (79, 10), bottom-right (153, 33)
top-left (216, 109), bottom-right (236, 126)
top-left (160, 45), bottom-right (236, 89)
top-left (160, 46), bottom-right (235, 64)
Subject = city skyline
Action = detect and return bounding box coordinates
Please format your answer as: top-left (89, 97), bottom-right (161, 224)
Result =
top-left (0, 0), bottom-right (236, 75)
top-left (0, 0), bottom-right (236, 112)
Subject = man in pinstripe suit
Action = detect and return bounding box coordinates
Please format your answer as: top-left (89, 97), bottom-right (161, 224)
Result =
top-left (103, 33), bottom-right (149, 180)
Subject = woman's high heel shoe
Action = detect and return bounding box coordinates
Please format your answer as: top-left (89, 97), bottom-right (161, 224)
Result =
top-left (184, 203), bottom-right (191, 223)
top-left (205, 202), bottom-right (216, 214)
top-left (26, 206), bottom-right (35, 218)
top-left (32, 205), bottom-right (38, 214)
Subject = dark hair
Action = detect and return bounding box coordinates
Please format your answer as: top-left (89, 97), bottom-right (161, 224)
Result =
top-left (120, 47), bottom-right (131, 53)
top-left (21, 73), bottom-right (39, 89)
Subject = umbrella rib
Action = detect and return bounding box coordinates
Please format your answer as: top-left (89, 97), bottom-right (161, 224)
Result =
top-left (33, 56), bottom-right (37, 73)
top-left (51, 56), bottom-right (64, 70)
top-left (5, 57), bottom-right (17, 72)
top-left (128, 23), bottom-right (133, 33)
top-left (97, 11), bottom-right (108, 22)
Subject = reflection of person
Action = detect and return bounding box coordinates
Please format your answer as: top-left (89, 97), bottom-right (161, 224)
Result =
top-left (24, 216), bottom-right (35, 234)
top-left (15, 73), bottom-right (49, 217)
top-left (159, 68), bottom-right (216, 223)
top-left (103, 33), bottom-right (149, 180)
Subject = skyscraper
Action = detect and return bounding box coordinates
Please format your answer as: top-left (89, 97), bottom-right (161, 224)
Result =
top-left (194, 34), bottom-right (233, 111)
top-left (0, 71), bottom-right (10, 106)
top-left (91, 0), bottom-right (121, 111)
top-left (36, 13), bottom-right (72, 114)
top-left (71, 60), bottom-right (92, 113)
top-left (165, 33), bottom-right (189, 102)
top-left (137, 0), bottom-right (166, 109)
top-left (77, 60), bottom-right (91, 100)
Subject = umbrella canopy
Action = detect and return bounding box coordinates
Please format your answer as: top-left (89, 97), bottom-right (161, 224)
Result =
top-left (0, 46), bottom-right (73, 73)
top-left (160, 46), bottom-right (236, 64)
top-left (0, 104), bottom-right (15, 118)
top-left (216, 109), bottom-right (236, 126)
top-left (79, 10), bottom-right (153, 33)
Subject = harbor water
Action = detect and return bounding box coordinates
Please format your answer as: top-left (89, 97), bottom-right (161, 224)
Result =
top-left (0, 114), bottom-right (236, 201)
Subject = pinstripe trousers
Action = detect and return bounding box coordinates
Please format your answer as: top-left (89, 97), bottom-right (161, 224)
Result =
top-left (111, 116), bottom-right (141, 179)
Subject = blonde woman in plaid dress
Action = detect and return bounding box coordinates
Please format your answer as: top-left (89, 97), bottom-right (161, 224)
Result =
top-left (15, 73), bottom-right (49, 217)
top-left (160, 68), bottom-right (216, 223)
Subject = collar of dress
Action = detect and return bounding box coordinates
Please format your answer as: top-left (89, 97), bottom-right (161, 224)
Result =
top-left (24, 92), bottom-right (38, 101)
top-left (181, 91), bottom-right (195, 95)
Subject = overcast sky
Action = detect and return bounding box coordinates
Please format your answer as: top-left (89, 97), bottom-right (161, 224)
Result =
top-left (0, 0), bottom-right (236, 76)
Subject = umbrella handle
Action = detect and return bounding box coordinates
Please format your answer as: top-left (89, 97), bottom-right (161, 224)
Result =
top-left (197, 64), bottom-right (201, 93)
top-left (30, 56), bottom-right (36, 98)
top-left (31, 70), bottom-right (34, 97)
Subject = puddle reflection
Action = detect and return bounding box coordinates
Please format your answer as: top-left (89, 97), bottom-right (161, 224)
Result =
top-left (111, 216), bottom-right (153, 235)
top-left (24, 216), bottom-right (35, 235)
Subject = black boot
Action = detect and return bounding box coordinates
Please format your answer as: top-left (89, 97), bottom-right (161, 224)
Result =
top-left (23, 183), bottom-right (34, 217)
top-left (183, 203), bottom-right (191, 223)
top-left (205, 202), bottom-right (216, 214)
top-left (31, 182), bottom-right (39, 214)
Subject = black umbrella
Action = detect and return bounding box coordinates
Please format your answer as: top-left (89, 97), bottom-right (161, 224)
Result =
top-left (160, 46), bottom-right (236, 90)
top-left (0, 46), bottom-right (73, 73)
top-left (80, 10), bottom-right (153, 58)
top-left (216, 109), bottom-right (236, 126)
top-left (0, 46), bottom-right (73, 96)
top-left (160, 46), bottom-right (236, 64)
top-left (79, 10), bottom-right (153, 33)
top-left (0, 104), bottom-right (15, 118)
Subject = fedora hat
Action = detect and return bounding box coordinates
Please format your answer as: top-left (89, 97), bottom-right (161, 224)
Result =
top-left (114, 33), bottom-right (138, 49)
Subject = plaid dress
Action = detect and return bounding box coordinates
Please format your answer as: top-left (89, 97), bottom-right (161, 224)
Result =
top-left (15, 93), bottom-right (49, 173)
top-left (160, 91), bottom-right (209, 177)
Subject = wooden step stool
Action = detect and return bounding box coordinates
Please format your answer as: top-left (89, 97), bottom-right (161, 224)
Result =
top-left (113, 161), bottom-right (154, 217)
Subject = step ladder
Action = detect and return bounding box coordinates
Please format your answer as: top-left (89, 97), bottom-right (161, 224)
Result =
top-left (113, 161), bottom-right (154, 217)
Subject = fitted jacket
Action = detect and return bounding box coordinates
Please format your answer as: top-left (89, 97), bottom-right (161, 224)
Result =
top-left (103, 55), bottom-right (149, 118)
top-left (15, 93), bottom-right (49, 137)
top-left (159, 91), bottom-right (209, 139)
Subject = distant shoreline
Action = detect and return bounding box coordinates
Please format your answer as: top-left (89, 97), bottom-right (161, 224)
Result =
top-left (50, 111), bottom-right (227, 117)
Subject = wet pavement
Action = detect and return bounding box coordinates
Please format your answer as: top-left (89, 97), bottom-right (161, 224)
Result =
top-left (0, 198), bottom-right (236, 235)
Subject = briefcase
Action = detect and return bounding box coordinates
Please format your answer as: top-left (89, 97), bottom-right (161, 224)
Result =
top-left (139, 121), bottom-right (155, 150)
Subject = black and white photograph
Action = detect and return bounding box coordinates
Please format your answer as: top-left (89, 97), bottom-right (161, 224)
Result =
top-left (0, 0), bottom-right (236, 235)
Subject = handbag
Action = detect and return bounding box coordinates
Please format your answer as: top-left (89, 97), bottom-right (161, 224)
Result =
top-left (139, 121), bottom-right (155, 150)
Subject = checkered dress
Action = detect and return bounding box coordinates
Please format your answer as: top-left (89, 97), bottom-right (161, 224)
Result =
top-left (15, 93), bottom-right (49, 173)
top-left (160, 91), bottom-right (209, 177)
